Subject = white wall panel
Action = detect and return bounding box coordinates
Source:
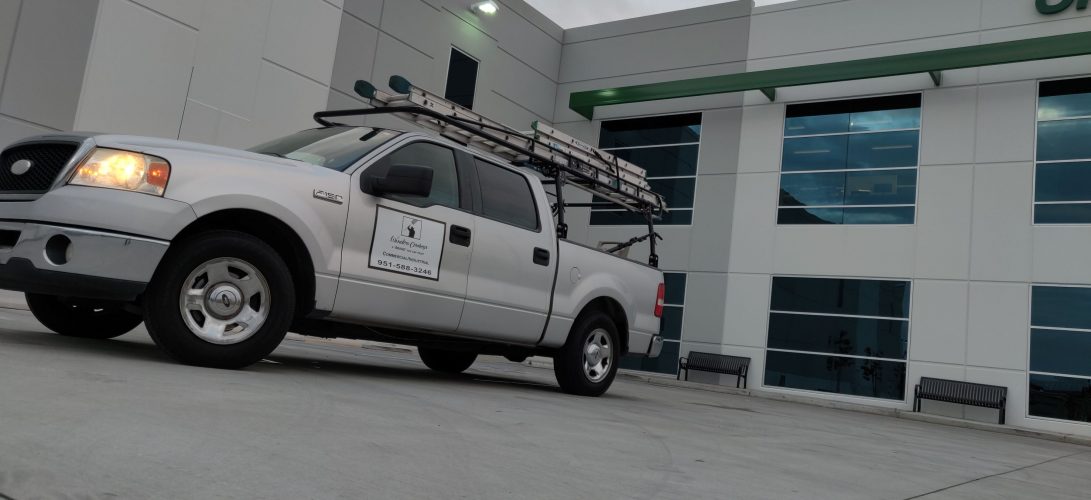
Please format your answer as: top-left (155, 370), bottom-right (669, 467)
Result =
top-left (737, 104), bottom-right (783, 174)
top-left (689, 174), bottom-right (736, 273)
top-left (914, 166), bottom-right (973, 280)
top-left (909, 280), bottom-right (968, 365)
top-left (966, 282), bottom-right (1029, 371)
top-left (74, 0), bottom-right (197, 138)
top-left (969, 163), bottom-right (1033, 282)
top-left (187, 0), bottom-right (271, 119)
top-left (1033, 227), bottom-right (1091, 284)
top-left (975, 82), bottom-right (1036, 164)
top-left (920, 87), bottom-right (977, 166)
top-left (263, 0), bottom-right (341, 84)
top-left (722, 273), bottom-right (770, 348)
top-left (680, 273), bottom-right (729, 345)
top-left (727, 172), bottom-right (777, 274)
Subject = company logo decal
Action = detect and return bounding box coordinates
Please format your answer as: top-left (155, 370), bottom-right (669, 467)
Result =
top-left (10, 159), bottom-right (33, 176)
top-left (1036, 0), bottom-right (1088, 14)
top-left (402, 216), bottom-right (422, 240)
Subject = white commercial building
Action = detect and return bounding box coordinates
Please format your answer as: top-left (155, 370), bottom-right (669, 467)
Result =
top-left (2, 0), bottom-right (1091, 436)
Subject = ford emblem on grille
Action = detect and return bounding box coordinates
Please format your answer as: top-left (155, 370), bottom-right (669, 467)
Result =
top-left (10, 159), bottom-right (33, 176)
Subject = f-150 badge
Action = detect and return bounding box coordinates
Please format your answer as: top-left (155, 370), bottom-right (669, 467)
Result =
top-left (313, 189), bottom-right (344, 205)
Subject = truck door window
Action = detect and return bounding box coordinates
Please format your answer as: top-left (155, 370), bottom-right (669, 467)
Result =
top-left (371, 142), bottom-right (460, 209)
top-left (474, 159), bottom-right (539, 231)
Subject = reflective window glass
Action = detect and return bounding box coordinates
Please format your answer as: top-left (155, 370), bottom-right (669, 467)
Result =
top-left (619, 341), bottom-right (680, 375)
top-left (764, 351), bottom-right (907, 400)
top-left (841, 206), bottom-right (914, 224)
top-left (1037, 119), bottom-right (1091, 162)
top-left (847, 131), bottom-right (919, 170)
top-left (444, 48), bottom-right (478, 109)
top-left (849, 108), bottom-right (921, 132)
top-left (590, 209), bottom-right (693, 226)
top-left (1034, 204), bottom-right (1091, 224)
top-left (1032, 286), bottom-right (1091, 330)
top-left (780, 172), bottom-right (846, 207)
top-left (1029, 374), bottom-right (1091, 422)
top-left (1035, 162), bottom-right (1091, 202)
top-left (782, 135), bottom-right (848, 172)
top-left (611, 145), bottom-right (699, 177)
top-left (1039, 93), bottom-right (1091, 121)
top-left (599, 114), bottom-right (701, 148)
top-left (1031, 329), bottom-right (1091, 377)
top-left (371, 142), bottom-right (460, 209)
top-left (843, 170), bottom-right (917, 205)
top-left (768, 313), bottom-right (909, 359)
top-left (660, 306), bottom-right (683, 341)
top-left (784, 113), bottom-right (850, 136)
top-left (648, 177), bottom-right (696, 209)
top-left (777, 207), bottom-right (843, 225)
top-left (474, 159), bottom-right (539, 231)
top-left (771, 277), bottom-right (911, 319)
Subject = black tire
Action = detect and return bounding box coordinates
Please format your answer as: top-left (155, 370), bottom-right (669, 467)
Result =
top-left (554, 312), bottom-right (620, 397)
top-left (25, 293), bottom-right (143, 339)
top-left (418, 346), bottom-right (477, 374)
top-left (143, 231), bottom-right (295, 369)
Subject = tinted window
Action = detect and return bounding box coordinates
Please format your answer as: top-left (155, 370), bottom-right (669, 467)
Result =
top-left (249, 126), bottom-right (400, 171)
top-left (599, 113), bottom-right (701, 148)
top-left (768, 312), bottom-right (909, 359)
top-left (1029, 374), bottom-right (1091, 422)
top-left (1028, 285), bottom-right (1091, 423)
top-left (474, 159), bottom-right (539, 231)
top-left (770, 277), bottom-right (911, 318)
top-left (370, 142), bottom-right (460, 209)
top-left (764, 351), bottom-right (906, 400)
top-left (445, 48), bottom-right (478, 109)
top-left (1036, 79), bottom-right (1091, 224)
top-left (610, 145), bottom-right (699, 177)
top-left (780, 94), bottom-right (920, 225)
top-left (663, 273), bottom-right (686, 305)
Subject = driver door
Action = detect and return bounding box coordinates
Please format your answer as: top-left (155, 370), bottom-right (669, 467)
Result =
top-left (332, 140), bottom-right (475, 332)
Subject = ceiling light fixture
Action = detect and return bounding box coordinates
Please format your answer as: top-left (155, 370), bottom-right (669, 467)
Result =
top-left (471, 1), bottom-right (499, 15)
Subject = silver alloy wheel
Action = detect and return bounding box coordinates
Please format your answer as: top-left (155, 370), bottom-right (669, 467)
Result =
top-left (178, 257), bottom-right (270, 345)
top-left (583, 328), bottom-right (613, 383)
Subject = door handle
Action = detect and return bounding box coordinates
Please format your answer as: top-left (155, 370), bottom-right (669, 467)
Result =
top-left (533, 247), bottom-right (550, 266)
top-left (450, 225), bottom-right (472, 247)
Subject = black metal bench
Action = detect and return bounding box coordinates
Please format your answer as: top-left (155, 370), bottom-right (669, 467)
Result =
top-left (914, 377), bottom-right (1008, 424)
top-left (677, 352), bottom-right (750, 388)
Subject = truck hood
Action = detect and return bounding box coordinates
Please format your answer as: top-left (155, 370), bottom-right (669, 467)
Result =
top-left (86, 133), bottom-right (313, 171)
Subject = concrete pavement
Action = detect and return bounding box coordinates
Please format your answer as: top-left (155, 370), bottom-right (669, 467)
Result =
top-left (0, 304), bottom-right (1088, 499)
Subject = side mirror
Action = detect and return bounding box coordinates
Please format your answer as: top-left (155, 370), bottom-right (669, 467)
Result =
top-left (363, 164), bottom-right (434, 198)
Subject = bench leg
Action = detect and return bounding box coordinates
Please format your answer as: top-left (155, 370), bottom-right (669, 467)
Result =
top-left (684, 369), bottom-right (689, 382)
top-left (999, 407), bottom-right (1005, 425)
top-left (913, 396), bottom-right (920, 412)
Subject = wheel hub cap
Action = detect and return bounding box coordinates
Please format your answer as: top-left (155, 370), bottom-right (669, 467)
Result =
top-left (178, 258), bottom-right (270, 345)
top-left (206, 284), bottom-right (243, 318)
top-left (582, 329), bottom-right (613, 383)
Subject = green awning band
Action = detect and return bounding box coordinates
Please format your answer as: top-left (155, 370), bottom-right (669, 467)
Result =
top-left (568, 30), bottom-right (1091, 119)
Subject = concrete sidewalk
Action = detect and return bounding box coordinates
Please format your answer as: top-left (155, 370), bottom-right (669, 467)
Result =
top-left (0, 305), bottom-right (1088, 499)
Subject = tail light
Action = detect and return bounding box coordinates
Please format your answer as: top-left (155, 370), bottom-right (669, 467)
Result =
top-left (654, 282), bottom-right (665, 318)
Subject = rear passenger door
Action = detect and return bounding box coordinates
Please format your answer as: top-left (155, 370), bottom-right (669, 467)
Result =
top-left (456, 158), bottom-right (556, 344)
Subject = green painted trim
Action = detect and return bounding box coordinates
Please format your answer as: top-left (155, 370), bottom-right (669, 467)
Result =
top-left (569, 30), bottom-right (1091, 119)
top-left (928, 70), bottom-right (942, 87)
top-left (759, 87), bottom-right (776, 101)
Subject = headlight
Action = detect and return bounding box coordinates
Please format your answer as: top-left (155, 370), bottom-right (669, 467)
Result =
top-left (69, 148), bottom-right (171, 196)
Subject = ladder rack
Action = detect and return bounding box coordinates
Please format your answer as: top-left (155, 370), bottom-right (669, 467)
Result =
top-left (313, 75), bottom-right (666, 267)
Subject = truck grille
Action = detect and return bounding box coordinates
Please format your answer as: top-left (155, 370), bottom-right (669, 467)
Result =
top-left (0, 142), bottom-right (81, 194)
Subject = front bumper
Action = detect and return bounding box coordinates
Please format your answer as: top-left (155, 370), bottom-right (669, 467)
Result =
top-left (648, 335), bottom-right (663, 358)
top-left (0, 222), bottom-right (168, 301)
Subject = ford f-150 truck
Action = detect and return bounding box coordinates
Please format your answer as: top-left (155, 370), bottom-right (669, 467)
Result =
top-left (0, 77), bottom-right (666, 396)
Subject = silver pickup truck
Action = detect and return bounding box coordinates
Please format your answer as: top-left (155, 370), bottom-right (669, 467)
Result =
top-left (0, 113), bottom-right (666, 395)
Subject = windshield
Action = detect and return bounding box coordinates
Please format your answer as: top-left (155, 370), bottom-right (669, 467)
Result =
top-left (248, 126), bottom-right (401, 171)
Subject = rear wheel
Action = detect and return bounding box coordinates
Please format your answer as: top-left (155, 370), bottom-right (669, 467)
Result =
top-left (554, 312), bottom-right (619, 397)
top-left (143, 231), bottom-right (295, 369)
top-left (25, 293), bottom-right (142, 339)
top-left (418, 346), bottom-right (477, 374)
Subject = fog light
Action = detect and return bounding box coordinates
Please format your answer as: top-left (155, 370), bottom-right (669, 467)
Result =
top-left (44, 235), bottom-right (72, 266)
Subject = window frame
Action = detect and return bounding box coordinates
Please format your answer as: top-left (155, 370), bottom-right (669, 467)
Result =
top-left (776, 93), bottom-right (924, 226)
top-left (1026, 283), bottom-right (1091, 425)
top-left (591, 112), bottom-right (703, 227)
top-left (444, 46), bottom-right (479, 110)
top-left (469, 156), bottom-right (543, 233)
top-left (1033, 76), bottom-right (1091, 226)
top-left (762, 275), bottom-right (914, 402)
top-left (364, 139), bottom-right (467, 211)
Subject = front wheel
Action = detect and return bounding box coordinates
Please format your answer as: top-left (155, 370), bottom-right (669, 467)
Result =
top-left (143, 231), bottom-right (295, 369)
top-left (553, 312), bottom-right (620, 397)
top-left (25, 293), bottom-right (143, 339)
top-left (418, 346), bottom-right (477, 374)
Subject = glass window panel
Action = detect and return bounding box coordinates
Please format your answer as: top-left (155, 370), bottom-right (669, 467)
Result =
top-left (771, 277), bottom-right (911, 319)
top-left (1029, 374), bottom-right (1091, 423)
top-left (1035, 162), bottom-right (1091, 202)
top-left (647, 177), bottom-right (696, 209)
top-left (474, 159), bottom-right (539, 231)
top-left (846, 131), bottom-right (920, 170)
top-left (619, 340), bottom-right (680, 375)
top-left (1031, 286), bottom-right (1091, 330)
top-left (663, 273), bottom-right (686, 305)
top-left (764, 351), bottom-right (906, 400)
top-left (444, 49), bottom-right (478, 109)
top-left (782, 135), bottom-right (848, 172)
top-left (1034, 203), bottom-right (1091, 224)
top-left (784, 113), bottom-right (850, 137)
top-left (843, 169), bottom-right (917, 206)
top-left (249, 126), bottom-right (400, 172)
top-left (1039, 93), bottom-right (1091, 121)
top-left (590, 209), bottom-right (692, 226)
top-left (599, 114), bottom-right (701, 148)
top-left (1031, 329), bottom-right (1091, 377)
top-left (610, 145), bottom-right (699, 178)
top-left (849, 108), bottom-right (920, 132)
top-left (841, 206), bottom-right (915, 225)
top-left (778, 207), bottom-right (843, 225)
top-left (660, 306), bottom-right (683, 341)
top-left (768, 312), bottom-right (909, 359)
top-left (779, 172), bottom-right (846, 207)
top-left (1037, 119), bottom-right (1091, 162)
